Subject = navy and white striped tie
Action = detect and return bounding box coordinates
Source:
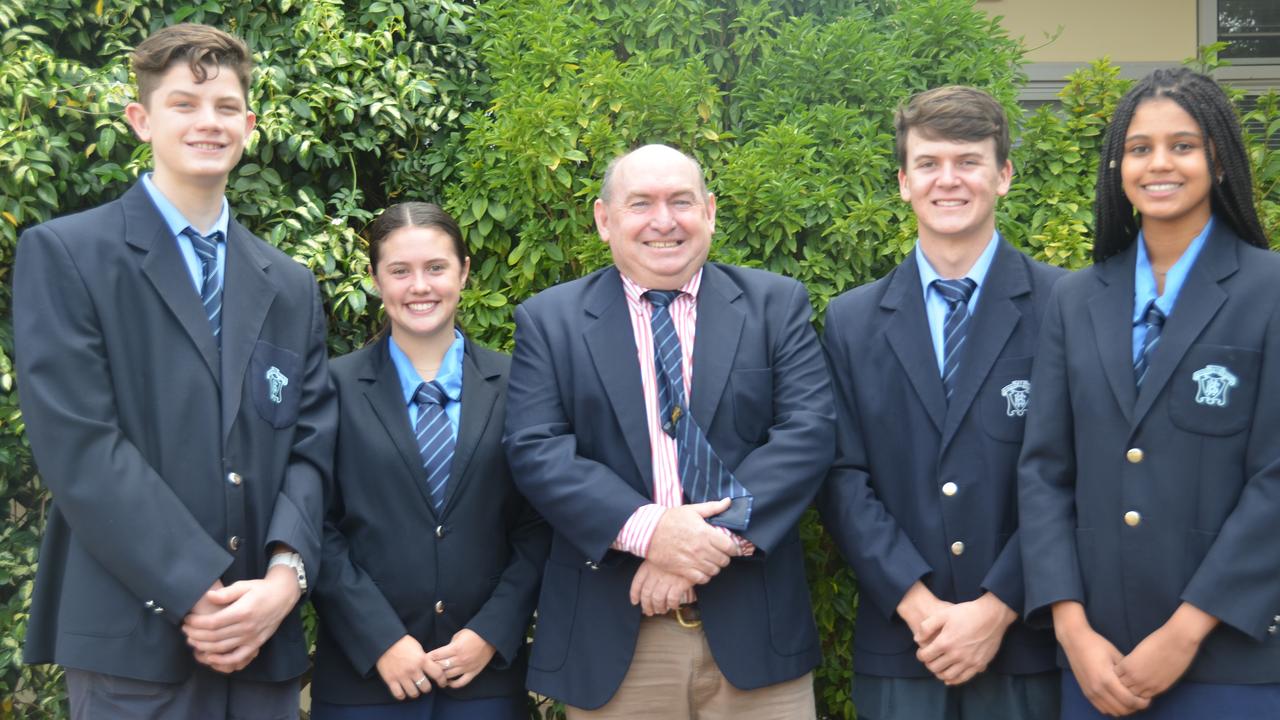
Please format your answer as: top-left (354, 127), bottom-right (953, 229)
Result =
top-left (1134, 301), bottom-right (1166, 390)
top-left (645, 290), bottom-right (752, 531)
top-left (183, 227), bottom-right (224, 347)
top-left (933, 278), bottom-right (977, 403)
top-left (414, 381), bottom-right (454, 514)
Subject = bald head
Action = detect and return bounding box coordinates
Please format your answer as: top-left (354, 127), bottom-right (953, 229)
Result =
top-left (599, 144), bottom-right (709, 203)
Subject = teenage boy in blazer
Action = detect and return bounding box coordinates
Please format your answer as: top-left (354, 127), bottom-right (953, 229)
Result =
top-left (819, 86), bottom-right (1064, 720)
top-left (504, 144), bottom-right (835, 717)
top-left (13, 24), bottom-right (335, 718)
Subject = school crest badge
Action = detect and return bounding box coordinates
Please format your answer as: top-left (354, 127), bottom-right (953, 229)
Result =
top-left (266, 366), bottom-right (289, 405)
top-left (1001, 379), bottom-right (1031, 417)
top-left (1192, 364), bottom-right (1237, 407)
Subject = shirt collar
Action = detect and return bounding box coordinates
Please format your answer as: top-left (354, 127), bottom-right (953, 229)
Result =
top-left (620, 267), bottom-right (704, 308)
top-left (915, 230), bottom-right (1000, 298)
top-left (388, 329), bottom-right (466, 407)
top-left (141, 172), bottom-right (230, 239)
top-left (1133, 215), bottom-right (1215, 325)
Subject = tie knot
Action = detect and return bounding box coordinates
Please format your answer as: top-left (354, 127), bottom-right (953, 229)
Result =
top-left (933, 278), bottom-right (977, 306)
top-left (644, 290), bottom-right (681, 309)
top-left (414, 381), bottom-right (447, 407)
top-left (184, 227), bottom-right (224, 262)
top-left (1142, 301), bottom-right (1166, 328)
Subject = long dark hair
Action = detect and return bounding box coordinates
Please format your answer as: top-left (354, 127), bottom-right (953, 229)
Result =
top-left (366, 202), bottom-right (469, 341)
top-left (1093, 67), bottom-right (1267, 262)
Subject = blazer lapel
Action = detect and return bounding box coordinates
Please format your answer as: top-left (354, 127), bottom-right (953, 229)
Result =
top-left (1133, 227), bottom-right (1235, 424)
top-left (126, 184), bottom-right (220, 381)
top-left (940, 240), bottom-right (1026, 451)
top-left (582, 269), bottom-right (654, 494)
top-left (690, 265), bottom-right (745, 431)
top-left (360, 337), bottom-right (439, 517)
top-left (220, 220), bottom-right (277, 439)
top-left (442, 339), bottom-right (502, 513)
top-left (1089, 246), bottom-right (1138, 426)
top-left (882, 254), bottom-right (947, 434)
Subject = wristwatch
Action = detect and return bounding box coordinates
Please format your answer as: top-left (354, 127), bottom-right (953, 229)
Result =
top-left (268, 551), bottom-right (307, 592)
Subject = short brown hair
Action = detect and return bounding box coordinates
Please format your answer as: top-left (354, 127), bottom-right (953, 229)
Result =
top-left (894, 86), bottom-right (1010, 167)
top-left (131, 23), bottom-right (253, 107)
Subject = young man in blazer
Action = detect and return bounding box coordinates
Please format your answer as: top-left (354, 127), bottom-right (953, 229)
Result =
top-left (818, 86), bottom-right (1064, 720)
top-left (504, 144), bottom-right (836, 717)
top-left (13, 24), bottom-right (335, 718)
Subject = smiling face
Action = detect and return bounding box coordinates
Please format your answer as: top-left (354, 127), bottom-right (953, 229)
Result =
top-left (1121, 97), bottom-right (1214, 240)
top-left (372, 225), bottom-right (470, 345)
top-left (898, 129), bottom-right (1012, 248)
top-left (595, 145), bottom-right (715, 290)
top-left (124, 61), bottom-right (255, 195)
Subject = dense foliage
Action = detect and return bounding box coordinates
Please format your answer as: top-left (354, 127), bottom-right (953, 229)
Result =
top-left (2, 0), bottom-right (1278, 717)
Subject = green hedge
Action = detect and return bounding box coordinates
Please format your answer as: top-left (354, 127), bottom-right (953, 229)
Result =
top-left (2, 1), bottom-right (1278, 717)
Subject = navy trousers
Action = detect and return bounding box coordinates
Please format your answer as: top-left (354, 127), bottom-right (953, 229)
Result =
top-left (1062, 671), bottom-right (1280, 719)
top-left (310, 693), bottom-right (526, 720)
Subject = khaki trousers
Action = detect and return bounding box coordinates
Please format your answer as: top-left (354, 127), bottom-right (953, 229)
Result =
top-left (567, 614), bottom-right (816, 720)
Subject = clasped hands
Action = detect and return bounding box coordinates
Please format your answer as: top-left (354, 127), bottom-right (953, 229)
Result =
top-left (181, 562), bottom-right (303, 674)
top-left (897, 581), bottom-right (1017, 688)
top-left (1053, 601), bottom-right (1217, 717)
top-left (374, 629), bottom-right (497, 701)
top-left (629, 498), bottom-right (743, 616)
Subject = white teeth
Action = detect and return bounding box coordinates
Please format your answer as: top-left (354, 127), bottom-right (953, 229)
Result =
top-left (1145, 183), bottom-right (1180, 191)
top-left (407, 302), bottom-right (437, 311)
top-left (191, 143), bottom-right (223, 150)
top-left (935, 200), bottom-right (965, 207)
top-left (648, 241), bottom-right (679, 248)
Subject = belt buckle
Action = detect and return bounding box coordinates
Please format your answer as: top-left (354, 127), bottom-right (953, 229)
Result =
top-left (675, 604), bottom-right (702, 629)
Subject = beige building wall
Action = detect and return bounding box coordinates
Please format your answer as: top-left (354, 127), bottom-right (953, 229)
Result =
top-left (978, 0), bottom-right (1196, 64)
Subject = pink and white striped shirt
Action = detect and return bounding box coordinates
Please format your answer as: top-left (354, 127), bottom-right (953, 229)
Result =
top-left (612, 270), bottom-right (752, 557)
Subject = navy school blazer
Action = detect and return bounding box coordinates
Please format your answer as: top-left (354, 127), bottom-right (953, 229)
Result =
top-left (1019, 223), bottom-right (1280, 682)
top-left (15, 181), bottom-right (336, 682)
top-left (819, 238), bottom-right (1064, 678)
top-left (504, 263), bottom-right (836, 710)
top-left (311, 335), bottom-right (550, 704)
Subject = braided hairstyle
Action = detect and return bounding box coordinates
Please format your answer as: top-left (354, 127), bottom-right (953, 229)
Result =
top-left (1093, 67), bottom-right (1267, 262)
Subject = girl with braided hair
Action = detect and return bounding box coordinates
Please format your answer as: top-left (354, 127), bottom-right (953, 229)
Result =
top-left (1019, 67), bottom-right (1280, 719)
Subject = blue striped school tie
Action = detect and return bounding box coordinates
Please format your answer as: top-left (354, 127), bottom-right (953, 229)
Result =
top-left (413, 381), bottom-right (454, 515)
top-left (1134, 301), bottom-right (1166, 390)
top-left (933, 278), bottom-right (977, 403)
top-left (645, 290), bottom-right (752, 531)
top-left (183, 227), bottom-right (224, 347)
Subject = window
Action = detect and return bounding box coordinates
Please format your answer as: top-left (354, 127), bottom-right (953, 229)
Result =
top-left (1200, 0), bottom-right (1280, 90)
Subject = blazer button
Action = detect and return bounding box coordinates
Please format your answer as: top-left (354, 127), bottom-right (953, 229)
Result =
top-left (585, 560), bottom-right (599, 571)
top-left (1126, 448), bottom-right (1144, 464)
top-left (144, 600), bottom-right (155, 609)
top-left (950, 541), bottom-right (965, 556)
top-left (228, 535), bottom-right (241, 551)
top-left (434, 600), bottom-right (445, 614)
top-left (1124, 511), bottom-right (1142, 527)
top-left (153, 606), bottom-right (165, 615)
top-left (435, 525), bottom-right (445, 539)
top-left (1274, 614), bottom-right (1280, 624)
top-left (941, 482), bottom-right (958, 497)
top-left (227, 472), bottom-right (243, 485)
top-left (1270, 624), bottom-right (1278, 636)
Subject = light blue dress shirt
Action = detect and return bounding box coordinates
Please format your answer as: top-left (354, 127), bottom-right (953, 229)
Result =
top-left (141, 173), bottom-right (228, 292)
top-left (915, 231), bottom-right (1001, 374)
top-left (1131, 216), bottom-right (1214, 364)
top-left (389, 329), bottom-right (465, 437)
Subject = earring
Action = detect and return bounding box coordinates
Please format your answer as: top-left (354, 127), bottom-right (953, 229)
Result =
top-left (1217, 173), bottom-right (1225, 184)
top-left (1108, 159), bottom-right (1117, 169)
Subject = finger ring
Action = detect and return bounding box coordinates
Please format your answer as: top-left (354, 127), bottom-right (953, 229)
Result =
top-left (442, 658), bottom-right (452, 669)
top-left (413, 677), bottom-right (426, 687)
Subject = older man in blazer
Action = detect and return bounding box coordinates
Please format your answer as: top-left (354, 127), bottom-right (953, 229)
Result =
top-left (14, 24), bottom-right (334, 718)
top-left (504, 143), bottom-right (835, 717)
top-left (819, 86), bottom-right (1064, 720)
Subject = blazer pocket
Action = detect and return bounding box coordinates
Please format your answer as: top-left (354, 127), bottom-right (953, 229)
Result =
top-left (980, 356), bottom-right (1033, 443)
top-left (1168, 345), bottom-right (1259, 437)
top-left (528, 560), bottom-right (579, 672)
top-left (730, 368), bottom-right (772, 444)
top-left (249, 340), bottom-right (303, 428)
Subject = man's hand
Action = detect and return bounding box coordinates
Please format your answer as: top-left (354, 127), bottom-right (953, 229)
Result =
top-left (376, 635), bottom-right (444, 700)
top-left (645, 499), bottom-right (735, 584)
top-left (1115, 603), bottom-right (1216, 701)
top-left (182, 564), bottom-right (302, 674)
top-left (1054, 601), bottom-right (1150, 717)
top-left (896, 580), bottom-right (954, 646)
top-left (915, 592), bottom-right (1016, 686)
top-left (629, 559), bottom-right (696, 615)
top-left (428, 629), bottom-right (497, 690)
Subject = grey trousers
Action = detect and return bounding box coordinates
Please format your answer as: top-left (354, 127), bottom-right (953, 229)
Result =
top-left (853, 670), bottom-right (1060, 720)
top-left (65, 668), bottom-right (299, 720)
